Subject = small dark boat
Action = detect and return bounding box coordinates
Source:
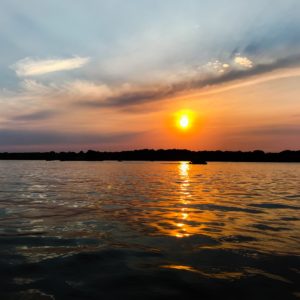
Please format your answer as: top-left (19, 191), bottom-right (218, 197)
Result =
top-left (189, 159), bottom-right (207, 165)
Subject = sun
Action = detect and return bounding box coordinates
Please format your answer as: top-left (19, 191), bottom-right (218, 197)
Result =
top-left (179, 115), bottom-right (189, 129)
top-left (175, 110), bottom-right (194, 131)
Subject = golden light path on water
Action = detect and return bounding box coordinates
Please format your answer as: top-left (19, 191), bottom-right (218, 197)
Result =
top-left (0, 160), bottom-right (299, 257)
top-left (143, 161), bottom-right (299, 255)
top-left (176, 161), bottom-right (191, 238)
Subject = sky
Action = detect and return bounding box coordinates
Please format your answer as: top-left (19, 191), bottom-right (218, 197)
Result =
top-left (0, 0), bottom-right (300, 152)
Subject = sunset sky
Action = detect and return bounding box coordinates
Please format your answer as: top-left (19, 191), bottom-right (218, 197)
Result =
top-left (1, 0), bottom-right (300, 151)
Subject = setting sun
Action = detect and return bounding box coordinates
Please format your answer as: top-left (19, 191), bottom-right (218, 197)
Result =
top-left (179, 115), bottom-right (189, 129)
top-left (175, 110), bottom-right (195, 131)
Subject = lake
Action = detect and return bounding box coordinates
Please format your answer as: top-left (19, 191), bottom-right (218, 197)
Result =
top-left (0, 161), bottom-right (299, 299)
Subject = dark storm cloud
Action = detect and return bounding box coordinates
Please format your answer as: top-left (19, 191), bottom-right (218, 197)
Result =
top-left (0, 129), bottom-right (143, 146)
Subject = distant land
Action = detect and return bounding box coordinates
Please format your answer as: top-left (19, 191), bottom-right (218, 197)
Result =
top-left (0, 149), bottom-right (299, 162)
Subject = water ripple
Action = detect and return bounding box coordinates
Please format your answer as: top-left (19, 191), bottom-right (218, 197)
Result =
top-left (0, 161), bottom-right (299, 299)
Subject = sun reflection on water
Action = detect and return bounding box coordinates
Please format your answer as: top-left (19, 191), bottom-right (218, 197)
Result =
top-left (175, 162), bottom-right (191, 238)
top-left (2, 161), bottom-right (298, 258)
top-left (1, 162), bottom-right (299, 298)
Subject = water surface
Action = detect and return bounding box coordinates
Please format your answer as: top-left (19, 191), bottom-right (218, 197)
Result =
top-left (0, 161), bottom-right (299, 299)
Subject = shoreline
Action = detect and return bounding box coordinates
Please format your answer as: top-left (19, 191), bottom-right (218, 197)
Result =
top-left (0, 149), bottom-right (299, 162)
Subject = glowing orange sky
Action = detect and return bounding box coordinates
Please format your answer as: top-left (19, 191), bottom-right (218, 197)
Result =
top-left (0, 0), bottom-right (299, 151)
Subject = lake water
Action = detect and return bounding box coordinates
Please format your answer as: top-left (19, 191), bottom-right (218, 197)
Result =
top-left (0, 161), bottom-right (299, 299)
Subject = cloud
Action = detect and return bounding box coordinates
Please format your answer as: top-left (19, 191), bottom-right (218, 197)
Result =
top-left (241, 124), bottom-right (300, 136)
top-left (77, 53), bottom-right (300, 108)
top-left (12, 110), bottom-right (56, 121)
top-left (0, 129), bottom-right (143, 146)
top-left (11, 56), bottom-right (90, 77)
top-left (188, 66), bottom-right (300, 98)
top-left (234, 56), bottom-right (253, 68)
top-left (3, 54), bottom-right (300, 114)
top-left (65, 80), bottom-right (112, 99)
top-left (77, 85), bottom-right (173, 108)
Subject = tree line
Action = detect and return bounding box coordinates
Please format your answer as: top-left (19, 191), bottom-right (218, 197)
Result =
top-left (0, 149), bottom-right (299, 162)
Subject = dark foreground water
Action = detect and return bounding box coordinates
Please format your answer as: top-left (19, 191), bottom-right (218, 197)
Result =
top-left (0, 161), bottom-right (299, 300)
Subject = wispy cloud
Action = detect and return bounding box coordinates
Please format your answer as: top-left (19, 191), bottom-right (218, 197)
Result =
top-left (241, 124), bottom-right (300, 136)
top-left (12, 110), bottom-right (57, 122)
top-left (3, 53), bottom-right (300, 117)
top-left (11, 56), bottom-right (90, 77)
top-left (187, 66), bottom-right (300, 98)
top-left (1, 53), bottom-right (297, 124)
top-left (77, 54), bottom-right (300, 108)
top-left (0, 128), bottom-right (143, 146)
